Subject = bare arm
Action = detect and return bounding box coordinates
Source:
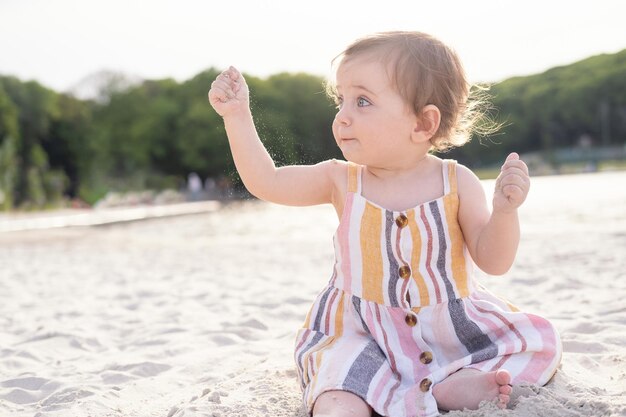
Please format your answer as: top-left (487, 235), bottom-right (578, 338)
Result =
top-left (208, 66), bottom-right (341, 207)
top-left (458, 153), bottom-right (530, 275)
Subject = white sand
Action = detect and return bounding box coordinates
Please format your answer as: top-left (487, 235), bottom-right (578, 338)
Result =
top-left (1, 171), bottom-right (625, 417)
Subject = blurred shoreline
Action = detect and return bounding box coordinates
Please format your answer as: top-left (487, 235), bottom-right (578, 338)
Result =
top-left (2, 165), bottom-right (625, 233)
top-left (0, 200), bottom-right (223, 233)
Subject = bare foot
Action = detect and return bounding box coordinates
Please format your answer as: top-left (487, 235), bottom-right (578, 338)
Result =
top-left (432, 368), bottom-right (512, 411)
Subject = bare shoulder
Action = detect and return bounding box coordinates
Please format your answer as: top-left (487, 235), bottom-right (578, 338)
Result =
top-left (322, 159), bottom-right (350, 217)
top-left (455, 162), bottom-right (490, 234)
top-left (322, 159), bottom-right (350, 179)
top-left (455, 162), bottom-right (484, 200)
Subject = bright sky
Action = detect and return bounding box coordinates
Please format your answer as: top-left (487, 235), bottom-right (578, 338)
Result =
top-left (1, 0), bottom-right (625, 93)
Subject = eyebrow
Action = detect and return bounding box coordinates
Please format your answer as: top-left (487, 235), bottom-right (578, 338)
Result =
top-left (335, 84), bottom-right (378, 96)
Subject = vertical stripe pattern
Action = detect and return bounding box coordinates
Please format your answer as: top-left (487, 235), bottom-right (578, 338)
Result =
top-left (295, 160), bottom-right (562, 417)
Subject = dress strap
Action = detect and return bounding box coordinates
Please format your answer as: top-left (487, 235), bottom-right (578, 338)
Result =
top-left (347, 162), bottom-right (361, 193)
top-left (442, 159), bottom-right (458, 195)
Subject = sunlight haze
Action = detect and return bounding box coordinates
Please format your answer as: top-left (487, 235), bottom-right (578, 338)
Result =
top-left (1, 0), bottom-right (624, 93)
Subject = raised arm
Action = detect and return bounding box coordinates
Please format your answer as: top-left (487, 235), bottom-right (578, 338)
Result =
top-left (457, 153), bottom-right (530, 275)
top-left (208, 66), bottom-right (341, 207)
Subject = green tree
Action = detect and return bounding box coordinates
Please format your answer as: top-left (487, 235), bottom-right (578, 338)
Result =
top-left (0, 84), bottom-right (19, 209)
top-left (0, 77), bottom-right (68, 208)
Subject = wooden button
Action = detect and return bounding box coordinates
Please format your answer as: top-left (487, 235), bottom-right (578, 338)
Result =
top-left (399, 265), bottom-right (411, 279)
top-left (395, 214), bottom-right (408, 228)
top-left (405, 314), bottom-right (417, 327)
top-left (419, 378), bottom-right (432, 392)
top-left (419, 351), bottom-right (433, 365)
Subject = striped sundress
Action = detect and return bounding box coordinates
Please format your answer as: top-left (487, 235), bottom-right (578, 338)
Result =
top-left (294, 160), bottom-right (562, 417)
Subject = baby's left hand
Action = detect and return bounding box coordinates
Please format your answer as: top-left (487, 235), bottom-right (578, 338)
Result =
top-left (493, 152), bottom-right (530, 213)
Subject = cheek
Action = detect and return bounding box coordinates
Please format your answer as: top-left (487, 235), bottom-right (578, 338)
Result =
top-left (331, 119), bottom-right (340, 140)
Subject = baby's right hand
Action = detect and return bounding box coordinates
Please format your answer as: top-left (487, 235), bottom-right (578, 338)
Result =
top-left (208, 66), bottom-right (249, 117)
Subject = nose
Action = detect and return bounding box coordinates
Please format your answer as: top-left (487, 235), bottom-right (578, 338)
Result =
top-left (334, 105), bottom-right (351, 126)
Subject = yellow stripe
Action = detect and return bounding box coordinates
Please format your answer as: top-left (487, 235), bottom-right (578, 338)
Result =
top-left (408, 209), bottom-right (430, 306)
top-left (507, 302), bottom-right (520, 312)
top-left (347, 163), bottom-right (358, 193)
top-left (334, 292), bottom-right (345, 337)
top-left (307, 334), bottom-right (336, 401)
top-left (302, 305), bottom-right (313, 328)
top-left (360, 203), bottom-right (384, 304)
top-left (447, 161), bottom-right (458, 194)
top-left (443, 194), bottom-right (469, 296)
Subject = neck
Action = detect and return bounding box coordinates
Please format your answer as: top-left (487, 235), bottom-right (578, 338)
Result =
top-left (365, 153), bottom-right (431, 180)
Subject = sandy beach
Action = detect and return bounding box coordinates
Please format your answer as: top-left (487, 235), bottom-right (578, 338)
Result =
top-left (1, 170), bottom-right (625, 417)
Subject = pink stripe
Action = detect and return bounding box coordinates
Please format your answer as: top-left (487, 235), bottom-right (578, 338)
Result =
top-left (375, 304), bottom-right (398, 372)
top-left (420, 206), bottom-right (442, 303)
top-left (308, 353), bottom-right (315, 383)
top-left (364, 303), bottom-right (378, 340)
top-left (339, 193), bottom-right (354, 291)
top-left (474, 304), bottom-right (528, 352)
top-left (294, 328), bottom-right (311, 354)
top-left (383, 379), bottom-right (402, 416)
top-left (371, 368), bottom-right (394, 412)
top-left (490, 354), bottom-right (511, 372)
top-left (388, 310), bottom-right (425, 382)
top-left (375, 304), bottom-right (404, 415)
top-left (403, 391), bottom-right (419, 417)
top-left (514, 315), bottom-right (558, 384)
top-left (464, 303), bottom-right (516, 355)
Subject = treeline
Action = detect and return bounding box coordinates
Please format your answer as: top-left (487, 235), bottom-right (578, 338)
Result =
top-left (447, 49), bottom-right (626, 167)
top-left (0, 70), bottom-right (338, 209)
top-left (0, 49), bottom-right (624, 210)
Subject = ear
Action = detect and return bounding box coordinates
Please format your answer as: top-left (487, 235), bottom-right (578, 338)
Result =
top-left (411, 105), bottom-right (441, 144)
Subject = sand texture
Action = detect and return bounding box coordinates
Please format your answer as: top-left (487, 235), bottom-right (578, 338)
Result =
top-left (1, 171), bottom-right (625, 417)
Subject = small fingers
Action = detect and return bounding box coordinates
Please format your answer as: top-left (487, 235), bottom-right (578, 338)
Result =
top-left (495, 167), bottom-right (529, 193)
top-left (501, 154), bottom-right (529, 176)
top-left (502, 184), bottom-right (525, 200)
top-left (211, 67), bottom-right (245, 99)
top-left (505, 152), bottom-right (519, 162)
top-left (220, 66), bottom-right (242, 87)
top-left (499, 174), bottom-right (529, 196)
top-left (209, 78), bottom-right (236, 103)
top-left (208, 86), bottom-right (228, 104)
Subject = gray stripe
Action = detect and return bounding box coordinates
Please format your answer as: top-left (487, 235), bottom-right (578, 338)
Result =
top-left (296, 331), bottom-right (324, 386)
top-left (385, 211), bottom-right (400, 307)
top-left (430, 201), bottom-right (497, 363)
top-left (429, 200), bottom-right (456, 300)
top-left (449, 298), bottom-right (498, 363)
top-left (341, 339), bottom-right (387, 397)
top-left (312, 287), bottom-right (333, 332)
top-left (351, 296), bottom-right (371, 334)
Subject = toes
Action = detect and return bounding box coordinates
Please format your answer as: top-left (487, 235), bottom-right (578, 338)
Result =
top-left (495, 369), bottom-right (512, 386)
top-left (500, 384), bottom-right (513, 395)
top-left (497, 394), bottom-right (510, 409)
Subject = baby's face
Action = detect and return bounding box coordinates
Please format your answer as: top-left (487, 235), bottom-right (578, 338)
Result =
top-left (331, 55), bottom-right (418, 168)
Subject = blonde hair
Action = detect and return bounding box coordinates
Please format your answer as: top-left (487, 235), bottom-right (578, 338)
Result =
top-left (327, 31), bottom-right (498, 152)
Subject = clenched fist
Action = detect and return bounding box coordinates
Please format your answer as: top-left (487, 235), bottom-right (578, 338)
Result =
top-left (208, 66), bottom-right (250, 118)
top-left (493, 152), bottom-right (530, 213)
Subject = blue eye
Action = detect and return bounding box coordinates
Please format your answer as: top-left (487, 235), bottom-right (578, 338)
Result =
top-left (357, 97), bottom-right (371, 107)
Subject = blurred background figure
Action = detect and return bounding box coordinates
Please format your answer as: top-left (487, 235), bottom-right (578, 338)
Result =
top-left (187, 172), bottom-right (203, 201)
